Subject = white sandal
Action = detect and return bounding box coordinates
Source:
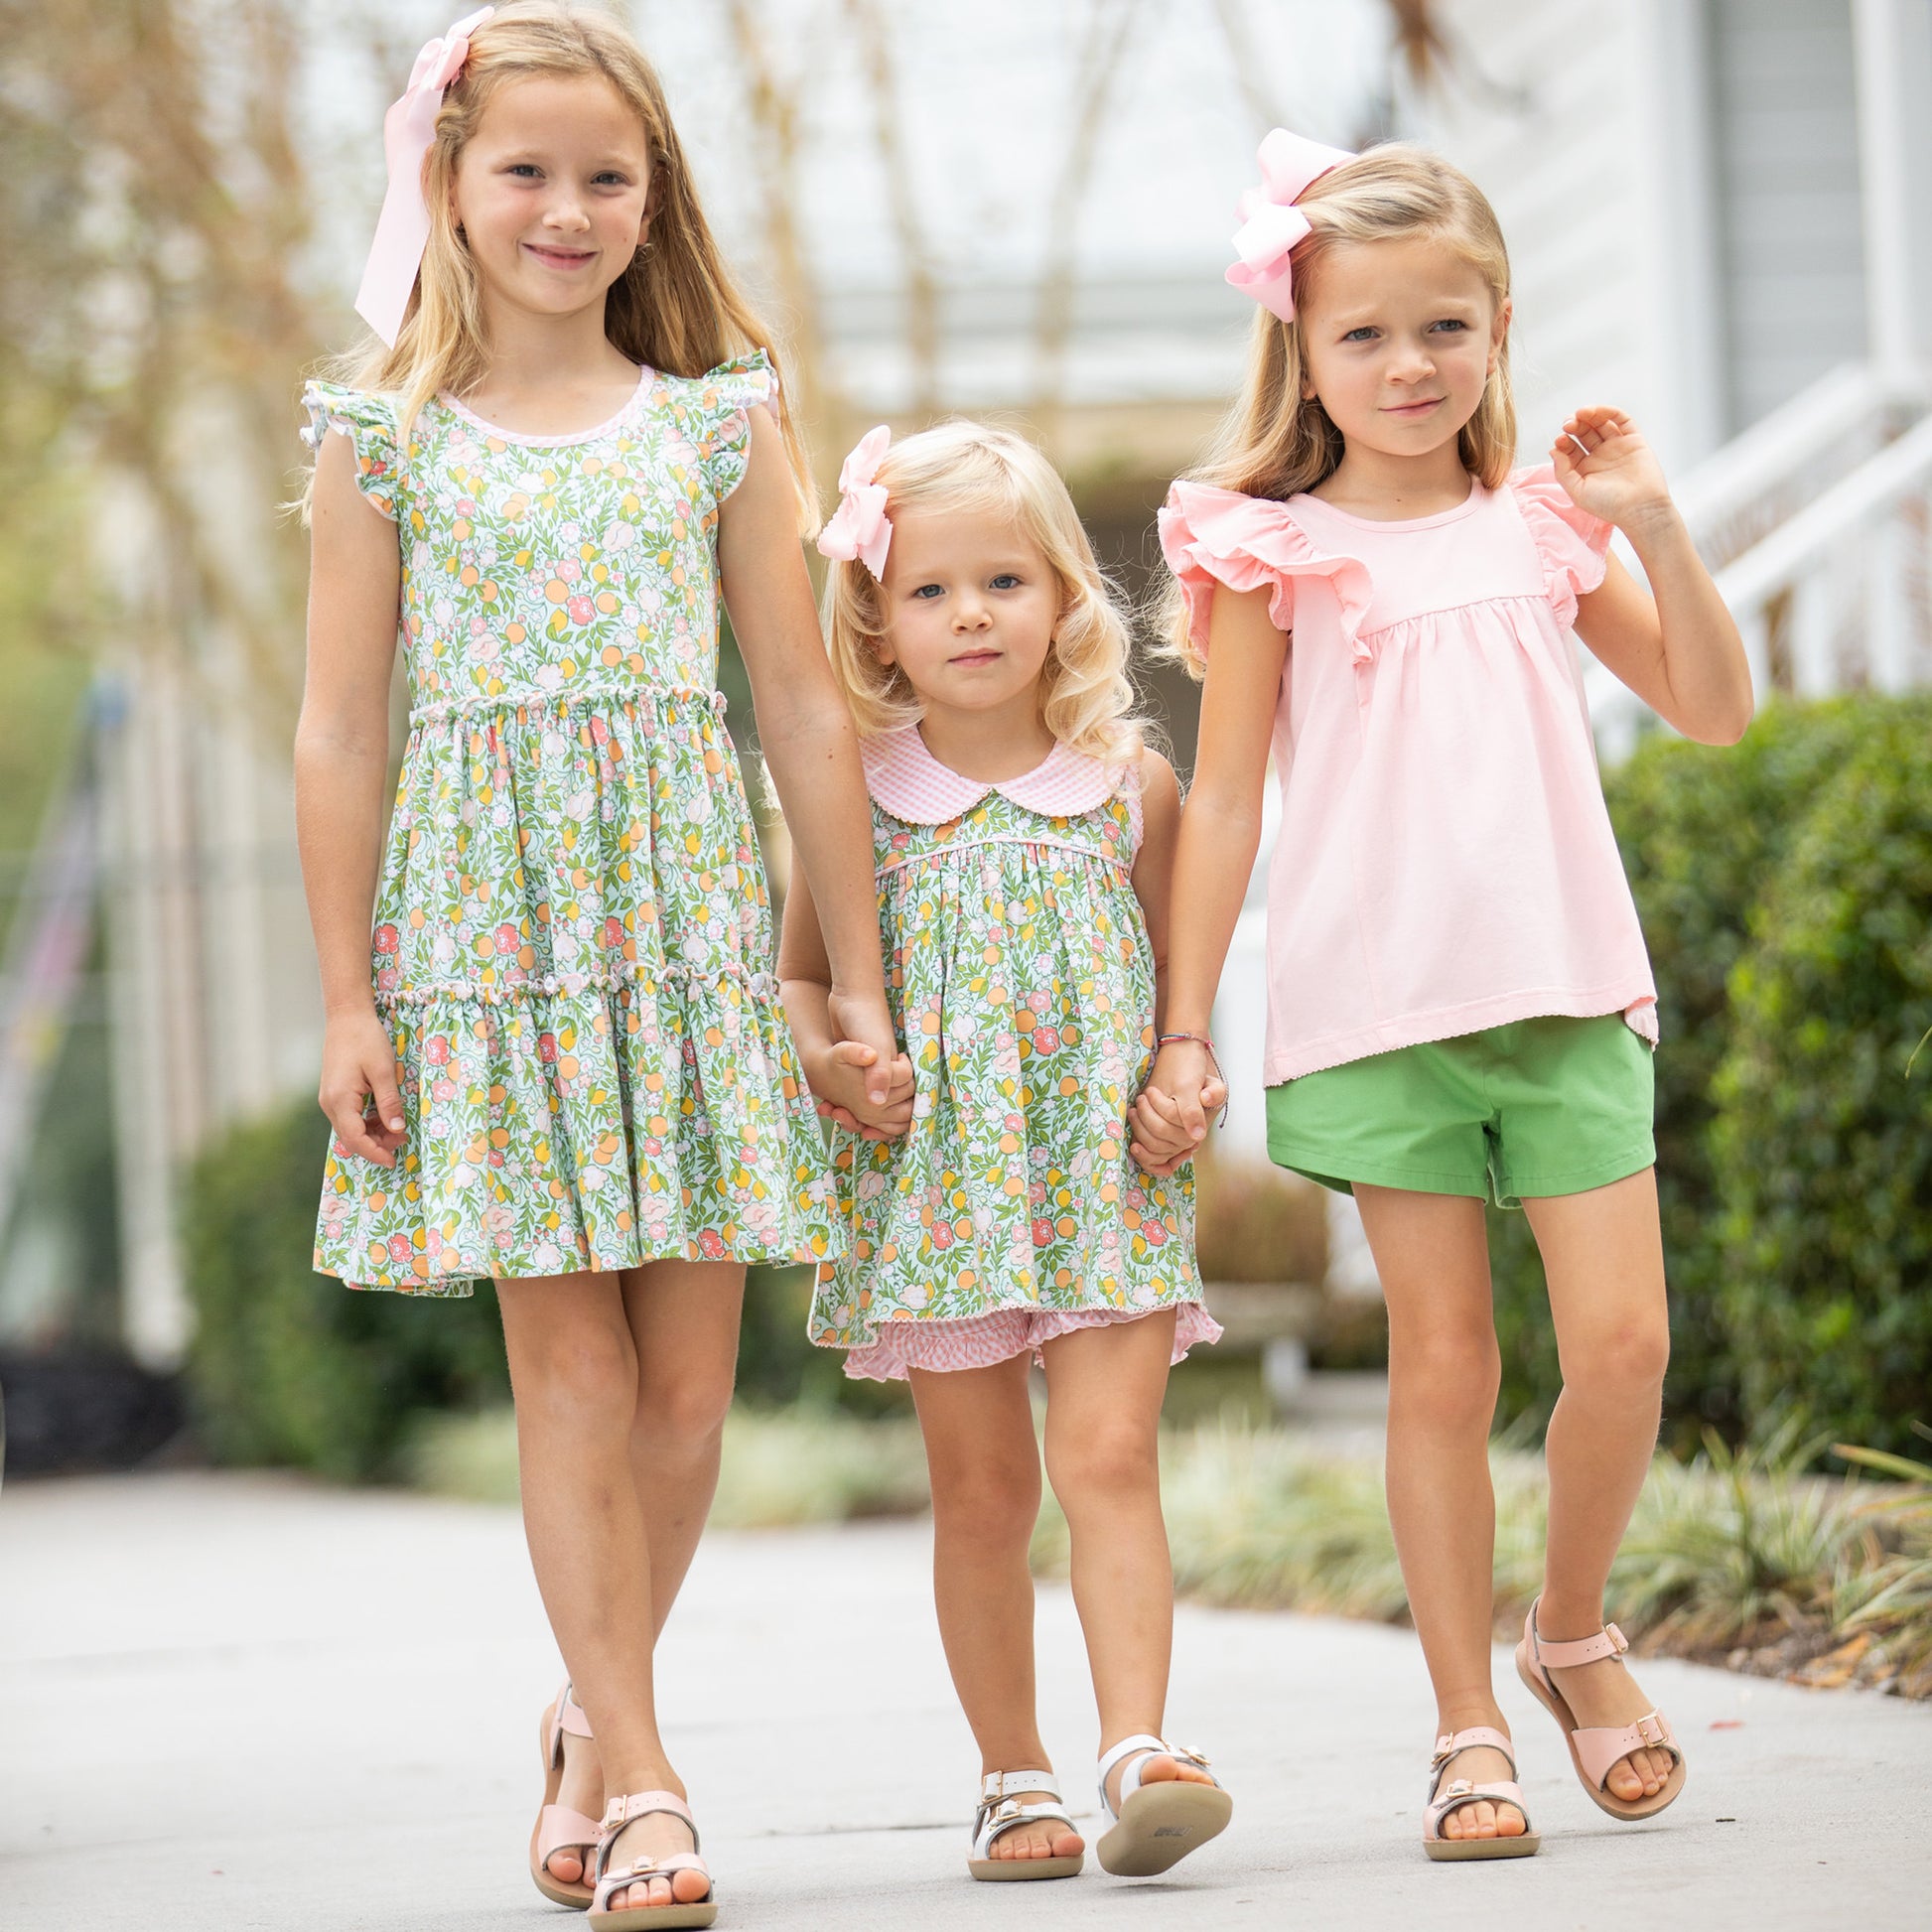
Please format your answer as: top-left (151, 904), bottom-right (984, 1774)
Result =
top-left (967, 1768), bottom-right (1084, 1880)
top-left (1094, 1735), bottom-right (1232, 1876)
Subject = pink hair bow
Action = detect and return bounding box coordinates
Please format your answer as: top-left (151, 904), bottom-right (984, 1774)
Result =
top-left (354, 7), bottom-right (495, 345)
top-left (1225, 128), bottom-right (1357, 323)
top-left (815, 425), bottom-right (894, 580)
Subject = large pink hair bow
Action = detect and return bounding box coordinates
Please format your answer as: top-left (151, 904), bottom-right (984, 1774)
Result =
top-left (1225, 129), bottom-right (1357, 323)
top-left (815, 426), bottom-right (894, 581)
top-left (354, 7), bottom-right (496, 345)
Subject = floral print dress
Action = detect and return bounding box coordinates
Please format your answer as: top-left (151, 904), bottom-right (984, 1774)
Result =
top-left (301, 353), bottom-right (835, 1293)
top-left (811, 726), bottom-right (1220, 1379)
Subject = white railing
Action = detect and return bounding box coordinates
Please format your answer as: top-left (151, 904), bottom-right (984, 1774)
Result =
top-left (1587, 358), bottom-right (1932, 758)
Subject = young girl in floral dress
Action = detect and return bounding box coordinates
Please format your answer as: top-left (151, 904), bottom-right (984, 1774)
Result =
top-left (780, 422), bottom-right (1233, 1885)
top-left (295, 7), bottom-right (893, 1924)
top-left (1145, 134), bottom-right (1752, 1861)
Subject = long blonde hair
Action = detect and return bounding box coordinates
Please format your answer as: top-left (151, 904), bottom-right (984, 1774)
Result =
top-left (822, 422), bottom-right (1148, 768)
top-left (321, 1), bottom-right (813, 519)
top-left (1160, 143), bottom-right (1516, 670)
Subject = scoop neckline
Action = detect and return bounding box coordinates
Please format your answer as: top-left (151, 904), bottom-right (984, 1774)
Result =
top-left (435, 363), bottom-right (654, 446)
top-left (1291, 479), bottom-right (1486, 531)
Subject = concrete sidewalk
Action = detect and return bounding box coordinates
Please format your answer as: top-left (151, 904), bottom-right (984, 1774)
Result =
top-left (1, 1472), bottom-right (1926, 1931)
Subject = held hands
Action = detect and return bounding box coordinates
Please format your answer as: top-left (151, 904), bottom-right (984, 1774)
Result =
top-left (320, 1008), bottom-right (408, 1167)
top-left (807, 1037), bottom-right (916, 1141)
top-left (1129, 1037), bottom-right (1227, 1176)
top-left (825, 985), bottom-right (899, 1108)
top-left (1551, 407), bottom-right (1676, 535)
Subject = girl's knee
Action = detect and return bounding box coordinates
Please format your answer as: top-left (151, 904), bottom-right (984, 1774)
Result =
top-left (510, 1323), bottom-right (638, 1429)
top-left (1043, 1418), bottom-right (1160, 1509)
top-left (1389, 1329), bottom-right (1501, 1432)
top-left (929, 1443), bottom-right (1041, 1539)
top-left (1563, 1313), bottom-right (1670, 1400)
top-left (633, 1357), bottom-right (736, 1449)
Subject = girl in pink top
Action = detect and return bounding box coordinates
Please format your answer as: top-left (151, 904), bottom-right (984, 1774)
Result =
top-left (1145, 137), bottom-right (1751, 1861)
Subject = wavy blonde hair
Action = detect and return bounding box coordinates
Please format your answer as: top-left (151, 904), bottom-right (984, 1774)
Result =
top-left (822, 421), bottom-right (1147, 768)
top-left (1159, 143), bottom-right (1516, 671)
top-left (318, 0), bottom-right (813, 519)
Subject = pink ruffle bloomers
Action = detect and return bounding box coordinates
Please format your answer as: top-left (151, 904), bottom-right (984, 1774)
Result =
top-left (843, 1302), bottom-right (1224, 1381)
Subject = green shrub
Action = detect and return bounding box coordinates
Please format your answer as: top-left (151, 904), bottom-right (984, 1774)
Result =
top-left (184, 1100), bottom-right (900, 1480)
top-left (1714, 701), bottom-right (1932, 1453)
top-left (184, 1098), bottom-right (509, 1481)
top-left (736, 1263), bottom-right (909, 1417)
top-left (1489, 699), bottom-right (1872, 1445)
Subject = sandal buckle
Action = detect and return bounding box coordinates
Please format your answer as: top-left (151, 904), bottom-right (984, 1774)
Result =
top-left (1605, 1622), bottom-right (1629, 1654)
top-left (1633, 1712), bottom-right (1664, 1746)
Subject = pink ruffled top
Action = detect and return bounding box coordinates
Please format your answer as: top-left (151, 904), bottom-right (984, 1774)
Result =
top-left (1160, 466), bottom-right (1657, 1085)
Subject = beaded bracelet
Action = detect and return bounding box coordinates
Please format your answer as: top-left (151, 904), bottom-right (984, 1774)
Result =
top-left (1155, 1031), bottom-right (1230, 1128)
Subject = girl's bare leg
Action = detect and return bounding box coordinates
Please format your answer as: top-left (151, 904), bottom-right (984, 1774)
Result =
top-left (500, 1259), bottom-right (743, 1911)
top-left (909, 1352), bottom-right (1083, 1864)
top-left (1037, 1312), bottom-right (1213, 1816)
top-left (1352, 1184), bottom-right (1526, 1841)
top-left (1524, 1170), bottom-right (1678, 1801)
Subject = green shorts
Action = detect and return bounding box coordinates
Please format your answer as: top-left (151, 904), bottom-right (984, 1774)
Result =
top-left (1266, 1014), bottom-right (1655, 1209)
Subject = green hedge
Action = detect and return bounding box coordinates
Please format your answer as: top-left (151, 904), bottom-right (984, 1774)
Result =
top-left (1491, 695), bottom-right (1932, 1455)
top-left (1714, 705), bottom-right (1932, 1450)
top-left (184, 1102), bottom-right (900, 1478)
top-left (184, 1100), bottom-right (510, 1481)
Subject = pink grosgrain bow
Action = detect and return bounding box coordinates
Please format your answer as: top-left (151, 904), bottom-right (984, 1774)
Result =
top-left (815, 425), bottom-right (894, 580)
top-left (354, 7), bottom-right (495, 345)
top-left (1224, 128), bottom-right (1357, 323)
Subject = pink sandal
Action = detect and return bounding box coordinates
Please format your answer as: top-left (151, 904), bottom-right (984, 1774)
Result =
top-left (1514, 1598), bottom-right (1687, 1820)
top-left (1423, 1725), bottom-right (1540, 1861)
top-left (589, 1790), bottom-right (718, 1930)
top-left (530, 1682), bottom-right (600, 1908)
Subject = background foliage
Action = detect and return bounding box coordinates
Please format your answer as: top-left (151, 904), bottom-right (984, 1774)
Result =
top-left (1491, 694), bottom-right (1932, 1455)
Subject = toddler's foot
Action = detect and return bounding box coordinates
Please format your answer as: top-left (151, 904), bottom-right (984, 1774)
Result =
top-left (983, 1789), bottom-right (1084, 1864)
top-left (1101, 1747), bottom-right (1215, 1818)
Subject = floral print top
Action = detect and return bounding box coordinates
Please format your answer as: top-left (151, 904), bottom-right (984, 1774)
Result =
top-left (301, 353), bottom-right (835, 1293)
top-left (808, 727), bottom-right (1204, 1349)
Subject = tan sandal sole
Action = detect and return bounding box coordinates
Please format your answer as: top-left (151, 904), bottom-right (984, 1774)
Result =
top-left (968, 1853), bottom-right (1084, 1881)
top-left (1097, 1781), bottom-right (1233, 1876)
top-left (587, 1905), bottom-right (718, 1930)
top-left (530, 1704), bottom-right (596, 1909)
top-left (1514, 1642), bottom-right (1688, 1821)
top-left (1425, 1831), bottom-right (1541, 1861)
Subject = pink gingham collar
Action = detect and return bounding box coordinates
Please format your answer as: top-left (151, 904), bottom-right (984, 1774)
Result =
top-left (861, 725), bottom-right (1124, 825)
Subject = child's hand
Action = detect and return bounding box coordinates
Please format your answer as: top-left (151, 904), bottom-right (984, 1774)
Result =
top-left (1130, 1078), bottom-right (1226, 1174)
top-left (319, 1009), bottom-right (407, 1167)
top-left (1552, 407), bottom-right (1674, 533)
top-left (808, 1039), bottom-right (916, 1141)
top-left (1129, 1035), bottom-right (1227, 1175)
top-left (826, 986), bottom-right (899, 1106)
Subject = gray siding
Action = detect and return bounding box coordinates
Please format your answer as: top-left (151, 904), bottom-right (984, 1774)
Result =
top-left (1708, 0), bottom-right (1867, 429)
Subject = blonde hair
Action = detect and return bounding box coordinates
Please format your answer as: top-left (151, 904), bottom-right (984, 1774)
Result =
top-left (319, 1), bottom-right (813, 519)
top-left (1160, 143), bottom-right (1516, 671)
top-left (822, 421), bottom-right (1147, 768)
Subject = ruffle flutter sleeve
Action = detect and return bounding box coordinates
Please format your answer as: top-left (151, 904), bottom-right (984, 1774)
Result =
top-left (300, 381), bottom-right (401, 522)
top-left (1509, 465), bottom-right (1613, 629)
top-left (1158, 481), bottom-right (1375, 662)
top-left (688, 350), bottom-right (778, 504)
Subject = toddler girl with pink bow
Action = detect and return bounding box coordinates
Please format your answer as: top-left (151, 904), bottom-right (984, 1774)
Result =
top-left (294, 5), bottom-right (896, 1924)
top-left (1146, 133), bottom-right (1753, 1860)
top-left (781, 421), bottom-right (1233, 1884)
